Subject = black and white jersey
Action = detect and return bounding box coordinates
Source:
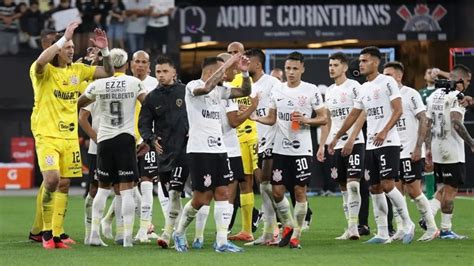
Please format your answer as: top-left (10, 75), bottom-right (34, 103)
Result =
top-left (83, 102), bottom-right (101, 155)
top-left (426, 89), bottom-right (466, 163)
top-left (185, 79), bottom-right (231, 153)
top-left (353, 74), bottom-right (401, 150)
top-left (221, 99), bottom-right (241, 158)
top-left (397, 86), bottom-right (426, 159)
top-left (84, 74), bottom-right (146, 143)
top-left (270, 81), bottom-right (325, 156)
top-left (325, 79), bottom-right (365, 149)
top-left (253, 74), bottom-right (281, 153)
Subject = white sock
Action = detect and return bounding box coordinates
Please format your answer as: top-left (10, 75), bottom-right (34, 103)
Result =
top-left (214, 201), bottom-right (231, 246)
top-left (291, 201), bottom-right (308, 240)
top-left (371, 193), bottom-right (389, 238)
top-left (430, 198), bottom-right (441, 216)
top-left (103, 196), bottom-right (115, 223)
top-left (342, 190), bottom-right (349, 222)
top-left (260, 182), bottom-right (277, 238)
top-left (133, 186), bottom-right (142, 218)
top-left (157, 182), bottom-right (170, 219)
top-left (440, 212), bottom-right (453, 231)
top-left (346, 181), bottom-right (361, 229)
top-left (91, 188), bottom-right (109, 237)
top-left (414, 194), bottom-right (437, 231)
top-left (392, 206), bottom-right (404, 231)
top-left (164, 190), bottom-right (182, 236)
top-left (139, 181), bottom-right (153, 231)
top-left (176, 200), bottom-right (198, 235)
top-left (121, 189), bottom-right (135, 247)
top-left (275, 197), bottom-right (294, 227)
top-left (114, 195), bottom-right (123, 241)
top-left (386, 188), bottom-right (413, 232)
top-left (84, 194), bottom-right (93, 238)
top-left (194, 204), bottom-right (210, 241)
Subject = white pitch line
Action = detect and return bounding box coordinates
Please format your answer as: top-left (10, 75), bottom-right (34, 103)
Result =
top-left (457, 196), bottom-right (474, 201)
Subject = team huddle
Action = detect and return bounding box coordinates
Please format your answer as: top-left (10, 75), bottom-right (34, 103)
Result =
top-left (28, 23), bottom-right (473, 251)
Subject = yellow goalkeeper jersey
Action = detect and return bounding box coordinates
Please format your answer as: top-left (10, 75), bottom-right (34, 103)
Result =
top-left (230, 73), bottom-right (257, 143)
top-left (31, 62), bottom-right (96, 139)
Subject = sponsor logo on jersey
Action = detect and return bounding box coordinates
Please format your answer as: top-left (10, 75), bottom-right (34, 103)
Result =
top-left (58, 121), bottom-right (75, 132)
top-left (244, 125), bottom-right (252, 134)
top-left (53, 89), bottom-right (80, 100)
top-left (272, 169), bottom-right (282, 182)
top-left (411, 96), bottom-right (418, 109)
top-left (282, 138), bottom-right (300, 149)
top-left (97, 169), bottom-right (109, 177)
top-left (207, 136), bottom-right (222, 147)
top-left (203, 174), bottom-right (212, 187)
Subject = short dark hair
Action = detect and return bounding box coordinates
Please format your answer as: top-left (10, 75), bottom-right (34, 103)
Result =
top-left (360, 46), bottom-right (381, 60)
top-left (286, 51), bottom-right (304, 63)
top-left (201, 56), bottom-right (224, 69)
top-left (244, 48), bottom-right (266, 70)
top-left (155, 55), bottom-right (175, 68)
top-left (329, 52), bottom-right (349, 64)
top-left (452, 64), bottom-right (471, 76)
top-left (383, 61), bottom-right (404, 73)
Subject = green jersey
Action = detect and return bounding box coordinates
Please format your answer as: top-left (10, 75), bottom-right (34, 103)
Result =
top-left (419, 85), bottom-right (436, 105)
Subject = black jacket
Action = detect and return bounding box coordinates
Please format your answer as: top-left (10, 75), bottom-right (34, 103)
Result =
top-left (138, 82), bottom-right (188, 172)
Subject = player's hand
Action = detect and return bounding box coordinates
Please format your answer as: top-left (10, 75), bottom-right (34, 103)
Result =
top-left (431, 68), bottom-right (440, 79)
top-left (64, 21), bottom-right (80, 41)
top-left (291, 111), bottom-right (306, 124)
top-left (90, 28), bottom-right (108, 50)
top-left (328, 138), bottom-right (337, 155)
top-left (249, 112), bottom-right (259, 122)
top-left (460, 96), bottom-right (473, 107)
top-left (237, 55), bottom-right (251, 72)
top-left (341, 138), bottom-right (354, 157)
top-left (373, 130), bottom-right (387, 147)
top-left (411, 147), bottom-right (422, 162)
top-left (154, 137), bottom-right (163, 154)
top-left (137, 142), bottom-right (150, 157)
top-left (223, 53), bottom-right (241, 70)
top-left (250, 93), bottom-right (260, 108)
top-left (316, 145), bottom-right (325, 162)
top-left (425, 149), bottom-right (433, 167)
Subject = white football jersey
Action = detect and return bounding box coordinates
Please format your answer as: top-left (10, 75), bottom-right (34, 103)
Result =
top-left (325, 79), bottom-right (365, 150)
top-left (253, 74), bottom-right (281, 153)
top-left (353, 74), bottom-right (401, 150)
top-left (83, 102), bottom-right (101, 155)
top-left (426, 89), bottom-right (466, 163)
top-left (84, 75), bottom-right (146, 143)
top-left (270, 81), bottom-right (325, 156)
top-left (143, 75), bottom-right (158, 92)
top-left (221, 99), bottom-right (241, 158)
top-left (396, 86), bottom-right (426, 159)
top-left (186, 79), bottom-right (231, 153)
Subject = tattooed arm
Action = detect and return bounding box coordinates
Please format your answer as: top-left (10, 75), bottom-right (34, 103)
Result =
top-left (412, 111), bottom-right (428, 162)
top-left (451, 111), bottom-right (474, 151)
top-left (229, 76), bottom-right (251, 98)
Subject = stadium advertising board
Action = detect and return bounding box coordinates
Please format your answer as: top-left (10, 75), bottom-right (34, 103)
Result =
top-left (176, 3), bottom-right (456, 43)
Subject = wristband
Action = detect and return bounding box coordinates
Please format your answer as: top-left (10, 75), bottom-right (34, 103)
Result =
top-left (101, 47), bottom-right (110, 57)
top-left (242, 71), bottom-right (249, 78)
top-left (55, 36), bottom-right (67, 48)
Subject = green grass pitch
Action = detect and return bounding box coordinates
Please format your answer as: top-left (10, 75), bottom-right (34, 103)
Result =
top-left (0, 195), bottom-right (473, 265)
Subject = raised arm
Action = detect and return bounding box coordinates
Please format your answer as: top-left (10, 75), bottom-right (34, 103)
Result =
top-left (373, 97), bottom-right (403, 147)
top-left (229, 56), bottom-right (252, 99)
top-left (35, 22), bottom-right (79, 74)
top-left (193, 54), bottom-right (241, 96)
top-left (90, 28), bottom-right (114, 79)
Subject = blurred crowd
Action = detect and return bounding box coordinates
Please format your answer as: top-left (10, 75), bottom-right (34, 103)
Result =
top-left (0, 0), bottom-right (173, 56)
